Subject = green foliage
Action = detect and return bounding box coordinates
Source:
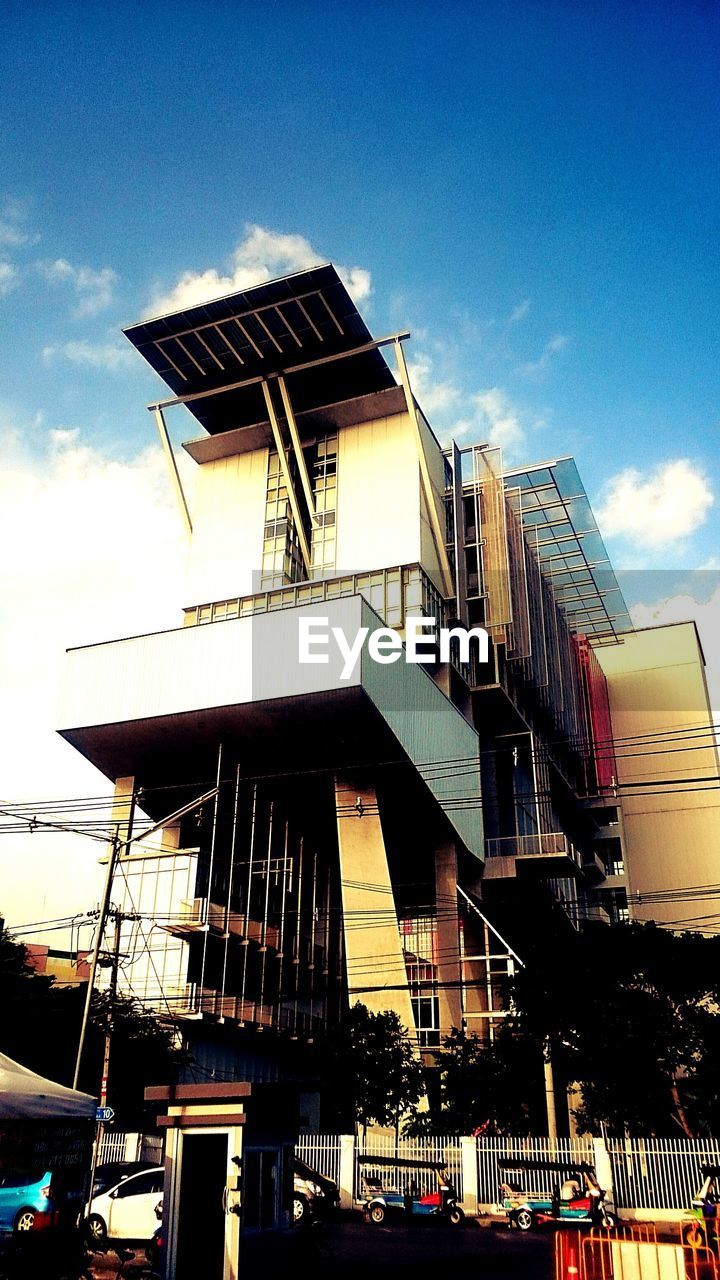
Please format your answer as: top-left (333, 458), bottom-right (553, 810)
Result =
top-left (406, 1027), bottom-right (546, 1136)
top-left (0, 919), bottom-right (185, 1128)
top-left (340, 1003), bottom-right (425, 1132)
top-left (508, 921), bottom-right (720, 1136)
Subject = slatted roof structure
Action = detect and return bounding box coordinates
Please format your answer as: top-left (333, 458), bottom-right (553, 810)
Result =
top-left (505, 456), bottom-right (632, 640)
top-left (123, 263), bottom-right (398, 436)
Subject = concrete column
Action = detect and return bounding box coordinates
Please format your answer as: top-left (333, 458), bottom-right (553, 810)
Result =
top-left (334, 774), bottom-right (416, 1034)
top-left (123, 1133), bottom-right (141, 1161)
top-left (111, 775), bottom-right (136, 845)
top-left (435, 842), bottom-right (463, 1034)
top-left (460, 1136), bottom-right (479, 1215)
top-left (593, 1136), bottom-right (614, 1202)
top-left (338, 1134), bottom-right (356, 1210)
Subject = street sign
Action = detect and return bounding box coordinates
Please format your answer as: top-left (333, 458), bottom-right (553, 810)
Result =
top-left (96, 1106), bottom-right (115, 1123)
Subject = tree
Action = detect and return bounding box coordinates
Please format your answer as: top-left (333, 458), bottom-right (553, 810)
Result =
top-left (508, 922), bottom-right (720, 1136)
top-left (339, 1003), bottom-right (425, 1137)
top-left (0, 919), bottom-right (185, 1127)
top-left (406, 1027), bottom-right (546, 1136)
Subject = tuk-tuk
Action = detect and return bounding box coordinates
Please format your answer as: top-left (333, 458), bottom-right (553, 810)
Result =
top-left (498, 1157), bottom-right (618, 1232)
top-left (683, 1166), bottom-right (720, 1249)
top-left (358, 1155), bottom-right (464, 1226)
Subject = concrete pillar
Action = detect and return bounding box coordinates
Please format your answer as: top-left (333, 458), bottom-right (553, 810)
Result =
top-left (338, 1134), bottom-right (356, 1210)
top-left (567, 1082), bottom-right (583, 1138)
top-left (111, 775), bottom-right (136, 845)
top-left (435, 842), bottom-right (463, 1034)
top-left (334, 774), bottom-right (417, 1035)
top-left (593, 1136), bottom-right (614, 1201)
top-left (123, 1133), bottom-right (141, 1161)
top-left (460, 1136), bottom-right (479, 1215)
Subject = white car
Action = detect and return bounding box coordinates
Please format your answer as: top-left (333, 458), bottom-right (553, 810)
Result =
top-left (86, 1166), bottom-right (164, 1248)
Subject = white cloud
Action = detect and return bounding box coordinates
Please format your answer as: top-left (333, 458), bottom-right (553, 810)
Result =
top-left (460, 387), bottom-right (527, 458)
top-left (42, 339), bottom-right (133, 371)
top-left (0, 261), bottom-right (18, 296)
top-left (37, 258), bottom-right (118, 316)
top-left (145, 223), bottom-right (372, 317)
top-left (507, 299), bottom-right (531, 325)
top-left (0, 222), bottom-right (28, 248)
top-left (518, 333), bottom-right (569, 377)
top-left (0, 424), bottom-right (190, 925)
top-left (408, 356), bottom-right (461, 417)
top-left (596, 459), bottom-right (714, 549)
top-left (406, 352), bottom-right (530, 463)
top-left (0, 200), bottom-right (37, 249)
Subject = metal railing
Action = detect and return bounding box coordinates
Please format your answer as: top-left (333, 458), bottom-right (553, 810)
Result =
top-left (485, 831), bottom-right (582, 868)
top-left (607, 1136), bottom-right (720, 1212)
top-left (356, 1133), bottom-right (464, 1202)
top-left (99, 1130), bottom-right (720, 1217)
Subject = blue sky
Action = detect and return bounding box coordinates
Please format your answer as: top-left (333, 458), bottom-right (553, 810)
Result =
top-left (1, 1), bottom-right (718, 568)
top-left (0, 0), bottom-right (719, 925)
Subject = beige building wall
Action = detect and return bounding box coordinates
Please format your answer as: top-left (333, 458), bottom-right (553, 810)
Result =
top-left (184, 447), bottom-right (269, 606)
top-left (335, 411), bottom-right (425, 575)
top-left (596, 622), bottom-right (720, 927)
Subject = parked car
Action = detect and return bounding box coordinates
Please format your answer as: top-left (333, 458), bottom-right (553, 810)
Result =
top-left (85, 1166), bottom-right (164, 1248)
top-left (92, 1162), bottom-right (158, 1198)
top-left (0, 1170), bottom-right (54, 1236)
top-left (293, 1158), bottom-right (339, 1226)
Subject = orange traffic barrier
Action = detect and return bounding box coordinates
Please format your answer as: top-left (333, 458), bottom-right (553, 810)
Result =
top-left (555, 1231), bottom-right (582, 1280)
top-left (554, 1222), bottom-right (720, 1279)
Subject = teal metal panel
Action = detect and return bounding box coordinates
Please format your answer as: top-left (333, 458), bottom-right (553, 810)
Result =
top-left (359, 599), bottom-right (484, 860)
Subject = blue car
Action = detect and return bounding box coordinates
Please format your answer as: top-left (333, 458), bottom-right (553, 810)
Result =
top-left (0, 1170), bottom-right (53, 1235)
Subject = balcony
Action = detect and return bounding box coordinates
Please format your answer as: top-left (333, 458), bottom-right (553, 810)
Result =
top-left (164, 898), bottom-right (279, 948)
top-left (58, 593), bottom-right (484, 861)
top-left (579, 849), bottom-right (607, 884)
top-left (484, 831), bottom-right (582, 878)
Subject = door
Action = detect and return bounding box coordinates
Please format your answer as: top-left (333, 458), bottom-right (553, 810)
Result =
top-left (173, 1128), bottom-right (242, 1280)
top-left (242, 1149), bottom-right (279, 1232)
top-left (108, 1169), bottom-right (164, 1240)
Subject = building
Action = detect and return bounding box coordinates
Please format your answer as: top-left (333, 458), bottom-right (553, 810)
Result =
top-left (595, 621), bottom-right (720, 928)
top-left (56, 265), bottom-right (719, 1105)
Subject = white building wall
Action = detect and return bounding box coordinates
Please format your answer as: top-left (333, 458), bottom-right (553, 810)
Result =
top-left (184, 446), bottom-right (269, 606)
top-left (335, 412), bottom-right (423, 574)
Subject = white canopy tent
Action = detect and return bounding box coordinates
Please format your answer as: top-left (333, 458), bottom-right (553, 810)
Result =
top-left (0, 1052), bottom-right (96, 1120)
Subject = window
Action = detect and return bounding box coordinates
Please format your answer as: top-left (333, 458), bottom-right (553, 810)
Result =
top-left (115, 1171), bottom-right (163, 1198)
top-left (309, 434), bottom-right (338, 576)
top-left (260, 450), bottom-right (306, 589)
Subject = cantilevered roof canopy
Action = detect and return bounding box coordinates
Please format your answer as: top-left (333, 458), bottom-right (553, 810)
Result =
top-left (505, 456), bottom-right (633, 640)
top-left (123, 264), bottom-right (397, 436)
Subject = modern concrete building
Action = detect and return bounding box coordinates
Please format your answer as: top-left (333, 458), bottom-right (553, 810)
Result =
top-left (56, 265), bottom-right (719, 1103)
top-left (595, 621), bottom-right (720, 928)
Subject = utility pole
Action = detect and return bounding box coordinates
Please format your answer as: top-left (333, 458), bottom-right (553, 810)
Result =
top-left (544, 1036), bottom-right (558, 1141)
top-left (71, 781), bottom-right (221, 1214)
top-left (87, 906), bottom-right (133, 1208)
top-left (73, 783), bottom-right (220, 1090)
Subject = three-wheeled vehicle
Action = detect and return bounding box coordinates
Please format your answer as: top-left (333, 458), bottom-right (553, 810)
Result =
top-left (498, 1157), bottom-right (618, 1232)
top-left (359, 1155), bottom-right (464, 1227)
top-left (682, 1166), bottom-right (720, 1249)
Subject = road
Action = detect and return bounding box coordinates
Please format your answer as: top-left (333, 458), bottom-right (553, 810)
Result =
top-left (89, 1220), bottom-right (554, 1279)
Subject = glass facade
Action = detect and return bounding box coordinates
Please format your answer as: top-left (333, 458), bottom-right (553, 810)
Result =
top-left (309, 433), bottom-right (337, 576)
top-left (260, 448), bottom-right (306, 589)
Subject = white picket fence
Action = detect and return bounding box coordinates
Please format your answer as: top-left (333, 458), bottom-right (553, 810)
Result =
top-left (606, 1136), bottom-right (720, 1211)
top-left (103, 1130), bottom-right (720, 1218)
top-left (356, 1133), bottom-right (464, 1201)
top-left (295, 1133), bottom-right (343, 1186)
top-left (97, 1131), bottom-right (164, 1166)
